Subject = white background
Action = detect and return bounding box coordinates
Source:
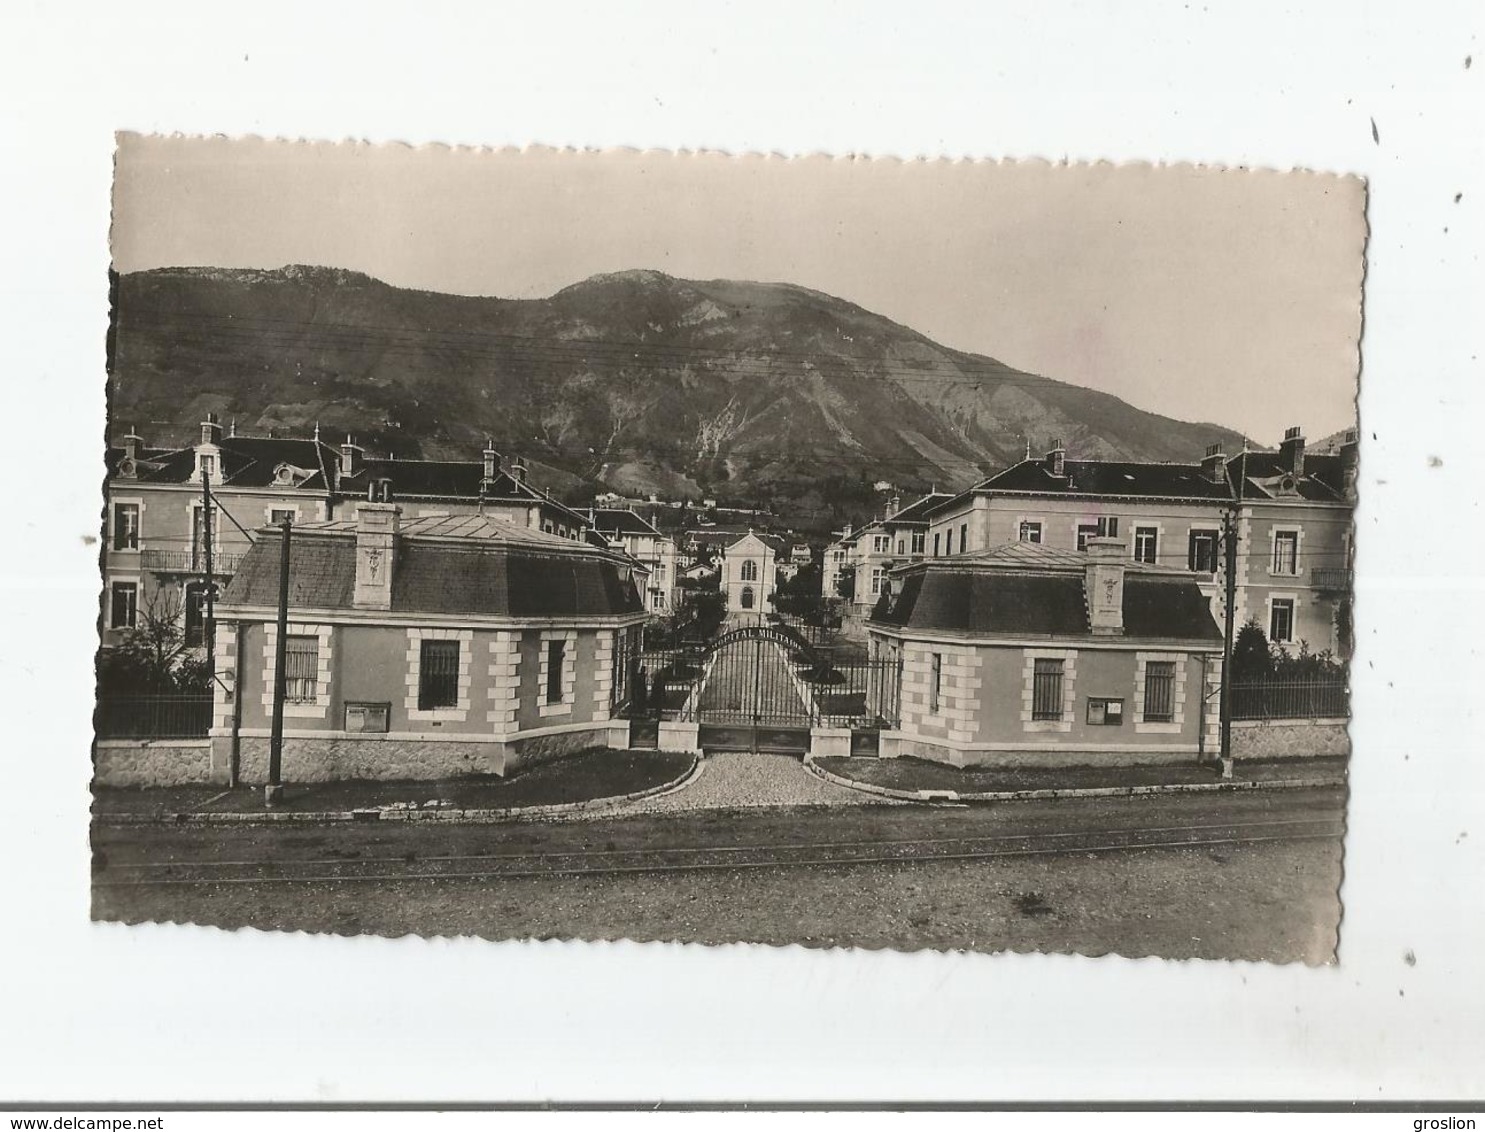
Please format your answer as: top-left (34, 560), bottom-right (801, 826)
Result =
top-left (1, 0), bottom-right (1481, 1105)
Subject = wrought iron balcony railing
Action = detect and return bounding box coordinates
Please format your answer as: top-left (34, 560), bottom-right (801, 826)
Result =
top-left (139, 548), bottom-right (244, 575)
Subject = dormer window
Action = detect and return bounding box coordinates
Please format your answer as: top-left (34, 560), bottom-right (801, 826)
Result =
top-left (197, 453), bottom-right (218, 482)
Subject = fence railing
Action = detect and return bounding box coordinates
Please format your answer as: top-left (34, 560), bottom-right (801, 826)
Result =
top-left (620, 645), bottom-right (901, 729)
top-left (1230, 679), bottom-right (1349, 721)
top-left (95, 694), bottom-right (214, 739)
top-left (139, 549), bottom-right (244, 575)
top-left (1309, 566), bottom-right (1351, 591)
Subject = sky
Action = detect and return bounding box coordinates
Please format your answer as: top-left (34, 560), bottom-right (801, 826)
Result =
top-left (111, 135), bottom-right (1366, 444)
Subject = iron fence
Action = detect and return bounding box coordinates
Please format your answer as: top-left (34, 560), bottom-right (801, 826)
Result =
top-left (620, 644), bottom-right (901, 729)
top-left (1230, 679), bottom-right (1349, 721)
top-left (95, 694), bottom-right (214, 739)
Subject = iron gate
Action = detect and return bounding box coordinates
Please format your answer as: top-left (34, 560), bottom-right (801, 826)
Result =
top-left (625, 621), bottom-right (902, 755)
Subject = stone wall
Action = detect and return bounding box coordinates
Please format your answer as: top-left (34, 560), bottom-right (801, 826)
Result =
top-left (505, 726), bottom-right (613, 775)
top-left (95, 740), bottom-right (214, 787)
top-left (1231, 719), bottom-right (1350, 759)
top-left (226, 736), bottom-right (509, 783)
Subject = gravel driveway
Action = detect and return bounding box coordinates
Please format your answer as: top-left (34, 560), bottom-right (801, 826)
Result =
top-left (627, 751), bottom-right (888, 813)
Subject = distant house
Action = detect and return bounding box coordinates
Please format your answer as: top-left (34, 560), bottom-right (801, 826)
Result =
top-left (588, 507), bottom-right (679, 614)
top-left (719, 531), bottom-right (783, 615)
top-left (209, 509), bottom-right (647, 783)
top-left (335, 439), bottom-right (589, 541)
top-left (869, 540), bottom-right (1224, 767)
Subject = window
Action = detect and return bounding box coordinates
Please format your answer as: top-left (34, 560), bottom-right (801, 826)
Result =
top-left (929, 653), bottom-right (942, 714)
top-left (418, 639), bottom-right (460, 709)
top-left (873, 535), bottom-right (890, 553)
top-left (910, 531), bottom-right (926, 554)
top-left (1133, 526), bottom-right (1158, 564)
top-left (933, 532), bottom-right (941, 556)
top-left (269, 508), bottom-right (295, 526)
top-left (870, 567), bottom-right (885, 596)
top-left (1188, 528), bottom-right (1220, 573)
top-left (741, 559), bottom-right (758, 581)
top-left (284, 635), bottom-right (320, 703)
top-left (111, 503), bottom-right (140, 550)
top-left (542, 522), bottom-right (554, 534)
top-left (183, 581), bottom-right (218, 646)
top-left (198, 454), bottom-right (216, 480)
top-left (108, 581), bottom-right (137, 629)
top-left (545, 638), bottom-right (566, 704)
top-left (959, 523), bottom-right (969, 553)
top-left (1032, 658), bottom-right (1065, 720)
top-left (1270, 598), bottom-right (1296, 643)
top-left (1076, 517), bottom-right (1119, 551)
top-left (1018, 520), bottom-right (1042, 544)
top-left (1142, 661), bottom-right (1176, 722)
top-left (896, 539), bottom-right (906, 555)
top-left (1272, 530), bottom-right (1299, 575)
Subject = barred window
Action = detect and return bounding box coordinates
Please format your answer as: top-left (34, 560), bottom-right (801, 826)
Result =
top-left (1143, 661), bottom-right (1176, 723)
top-left (284, 635), bottom-right (319, 703)
top-left (1032, 658), bottom-right (1064, 720)
top-left (418, 639), bottom-right (460, 709)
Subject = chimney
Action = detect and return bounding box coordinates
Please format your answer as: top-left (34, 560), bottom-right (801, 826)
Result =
top-left (200, 413), bottom-right (223, 446)
top-left (1339, 428), bottom-right (1359, 501)
top-left (353, 501), bottom-right (400, 610)
top-left (1201, 442), bottom-right (1226, 485)
top-left (1280, 425), bottom-right (1306, 477)
top-left (340, 435), bottom-right (364, 478)
top-left (1046, 440), bottom-right (1066, 478)
top-left (482, 438), bottom-right (500, 482)
top-left (510, 457), bottom-right (528, 485)
top-left (886, 494), bottom-right (901, 519)
top-left (121, 428), bottom-right (142, 462)
top-left (1084, 537), bottom-right (1126, 636)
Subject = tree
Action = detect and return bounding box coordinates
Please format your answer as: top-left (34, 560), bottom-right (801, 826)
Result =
top-left (98, 587), bottom-right (211, 694)
top-left (1230, 619), bottom-right (1273, 682)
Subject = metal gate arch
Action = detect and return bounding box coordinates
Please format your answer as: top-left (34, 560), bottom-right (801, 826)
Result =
top-left (687, 624), bottom-right (815, 754)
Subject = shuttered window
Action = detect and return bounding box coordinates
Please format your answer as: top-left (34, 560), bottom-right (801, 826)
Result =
top-left (419, 639), bottom-right (460, 709)
top-left (1143, 661), bottom-right (1175, 723)
top-left (1032, 659), bottom-right (1064, 720)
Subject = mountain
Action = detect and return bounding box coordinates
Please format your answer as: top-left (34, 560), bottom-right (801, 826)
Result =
top-left (107, 265), bottom-right (1252, 528)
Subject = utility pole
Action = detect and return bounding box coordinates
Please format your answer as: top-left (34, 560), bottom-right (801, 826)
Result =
top-left (265, 516), bottom-right (292, 805)
top-left (1218, 507), bottom-right (1239, 779)
top-left (201, 471), bottom-right (216, 686)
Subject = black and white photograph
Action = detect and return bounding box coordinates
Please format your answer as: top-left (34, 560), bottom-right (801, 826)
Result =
top-left (93, 137), bottom-right (1364, 964)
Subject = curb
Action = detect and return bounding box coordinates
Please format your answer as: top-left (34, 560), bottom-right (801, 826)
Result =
top-left (95, 751), bottom-right (703, 827)
top-left (802, 757), bottom-right (1346, 804)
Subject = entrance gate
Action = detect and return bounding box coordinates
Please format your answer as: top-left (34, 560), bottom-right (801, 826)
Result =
top-left (627, 622), bottom-right (902, 757)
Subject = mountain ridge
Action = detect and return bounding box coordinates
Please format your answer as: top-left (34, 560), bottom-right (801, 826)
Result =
top-left (109, 264), bottom-right (1256, 528)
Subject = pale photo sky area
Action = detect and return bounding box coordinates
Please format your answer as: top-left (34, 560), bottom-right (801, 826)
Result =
top-left (112, 135), bottom-right (1366, 444)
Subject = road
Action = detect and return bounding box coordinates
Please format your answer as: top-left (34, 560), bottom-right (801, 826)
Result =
top-left (92, 785), bottom-right (1346, 963)
top-left (694, 636), bottom-right (811, 725)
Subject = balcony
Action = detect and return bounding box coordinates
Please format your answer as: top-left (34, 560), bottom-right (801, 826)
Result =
top-left (1309, 566), bottom-right (1351, 593)
top-left (140, 548), bottom-right (244, 576)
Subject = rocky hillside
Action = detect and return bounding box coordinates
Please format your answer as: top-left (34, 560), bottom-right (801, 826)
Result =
top-left (108, 265), bottom-right (1251, 525)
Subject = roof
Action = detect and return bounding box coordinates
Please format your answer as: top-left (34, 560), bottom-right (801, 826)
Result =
top-left (945, 540), bottom-right (1175, 574)
top-left (885, 492), bottom-right (956, 526)
top-left (337, 458), bottom-right (589, 525)
top-left (1227, 451), bottom-right (1349, 503)
top-left (974, 458), bottom-right (1236, 501)
top-left (724, 531), bottom-right (787, 553)
top-left (869, 546), bottom-right (1221, 644)
top-left (589, 508), bottom-right (662, 536)
top-left (220, 517), bottom-right (644, 619)
top-left (114, 435), bottom-right (339, 490)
